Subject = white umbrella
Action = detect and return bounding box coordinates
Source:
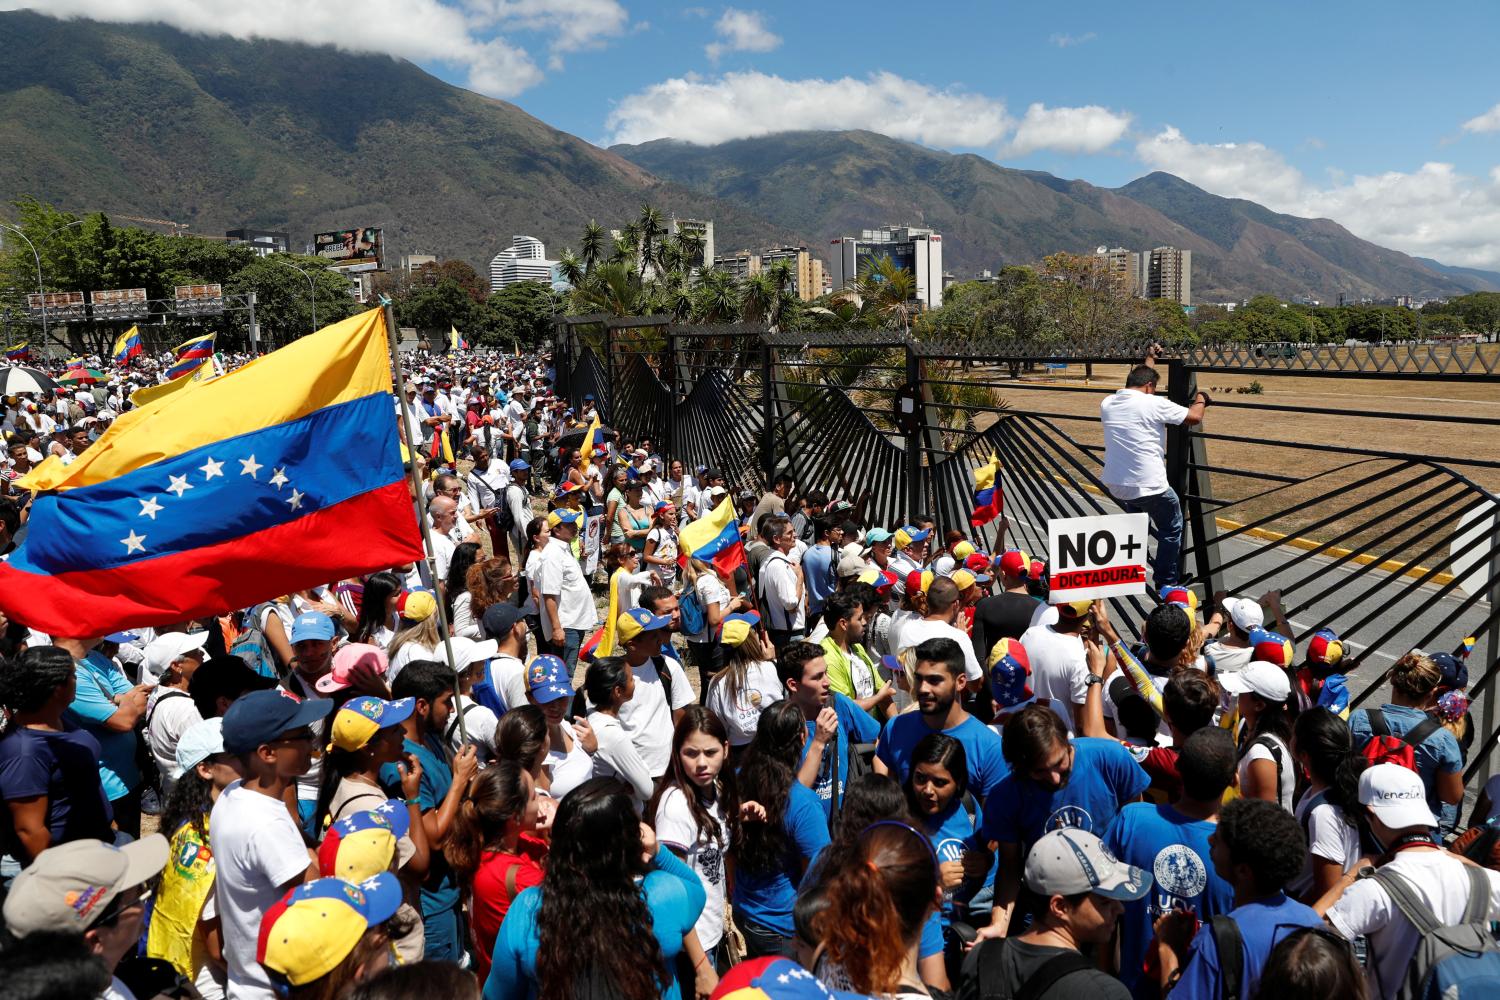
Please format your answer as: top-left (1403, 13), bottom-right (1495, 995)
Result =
top-left (0, 365), bottom-right (60, 395)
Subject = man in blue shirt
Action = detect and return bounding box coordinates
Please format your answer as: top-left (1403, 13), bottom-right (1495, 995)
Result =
top-left (874, 636), bottom-right (1008, 800)
top-left (1149, 798), bottom-right (1322, 999)
top-left (978, 702), bottom-right (1150, 939)
top-left (801, 515), bottom-right (840, 622)
top-left (55, 636), bottom-right (147, 838)
top-left (776, 640), bottom-right (880, 824)
top-left (1104, 728), bottom-right (1236, 997)
top-left (380, 658), bottom-right (479, 961)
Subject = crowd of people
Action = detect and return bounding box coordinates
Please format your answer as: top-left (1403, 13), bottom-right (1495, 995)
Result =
top-left (0, 344), bottom-right (1498, 1000)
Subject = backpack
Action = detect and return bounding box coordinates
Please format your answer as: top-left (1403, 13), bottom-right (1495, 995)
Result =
top-left (1208, 915), bottom-right (1246, 1000)
top-left (679, 584), bottom-right (708, 638)
top-left (492, 483), bottom-right (516, 536)
top-left (1250, 734), bottom-right (1287, 808)
top-left (1369, 864), bottom-right (1500, 1000)
top-left (231, 603), bottom-right (280, 679)
top-left (1361, 709), bottom-right (1443, 773)
top-left (958, 936), bottom-right (1096, 1000)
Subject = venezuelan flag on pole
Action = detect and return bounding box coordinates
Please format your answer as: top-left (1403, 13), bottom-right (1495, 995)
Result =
top-left (167, 334), bottom-right (215, 380)
top-left (4, 342), bottom-right (28, 361)
top-left (112, 326), bottom-right (144, 366)
top-left (449, 326), bottom-right (468, 352)
top-left (4, 308), bottom-right (424, 635)
top-left (580, 413), bottom-right (601, 462)
top-left (678, 495), bottom-right (745, 577)
top-left (969, 453), bottom-right (1003, 527)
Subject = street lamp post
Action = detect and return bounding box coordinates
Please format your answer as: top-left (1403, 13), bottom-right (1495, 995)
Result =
top-left (0, 218), bottom-right (85, 347)
top-left (269, 256), bottom-right (317, 335)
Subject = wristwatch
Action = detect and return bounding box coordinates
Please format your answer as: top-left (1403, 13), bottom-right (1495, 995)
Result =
top-left (1084, 673), bottom-right (1104, 687)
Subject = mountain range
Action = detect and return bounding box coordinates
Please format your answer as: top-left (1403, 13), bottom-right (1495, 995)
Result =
top-left (0, 9), bottom-right (1483, 303)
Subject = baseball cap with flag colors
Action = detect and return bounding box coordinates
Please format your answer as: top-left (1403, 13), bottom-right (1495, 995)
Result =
top-left (997, 549), bottom-right (1031, 579)
top-left (318, 801), bottom-right (410, 881)
top-left (953, 541), bottom-right (976, 560)
top-left (329, 697), bottom-right (416, 752)
top-left (964, 552), bottom-right (992, 574)
top-left (1305, 628), bottom-right (1345, 667)
top-left (711, 956), bottom-right (867, 1000)
top-left (1159, 585), bottom-right (1198, 619)
top-left (987, 637), bottom-right (1033, 708)
top-left (856, 567), bottom-right (899, 593)
top-left (905, 570), bottom-right (935, 595)
top-left (721, 612), bottom-right (761, 648)
top-left (617, 607), bottom-right (671, 642)
top-left (894, 525), bottom-right (930, 550)
top-left (396, 590), bottom-right (436, 622)
top-left (1248, 628), bottom-right (1295, 668)
top-left (526, 654), bottom-right (574, 705)
top-left (548, 508), bottom-right (583, 528)
top-left (1054, 598), bottom-right (1094, 619)
top-left (257, 874), bottom-right (403, 987)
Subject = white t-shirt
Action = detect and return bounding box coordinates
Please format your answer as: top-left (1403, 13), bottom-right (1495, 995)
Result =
top-left (545, 735), bottom-right (595, 800)
top-left (687, 573), bottom-right (732, 644)
top-left (431, 530), bottom-right (457, 583)
top-left (896, 618), bottom-right (982, 681)
top-left (759, 552), bottom-right (804, 631)
top-left (536, 538), bottom-right (598, 632)
top-left (1202, 639), bottom-right (1253, 674)
top-left (387, 640), bottom-right (439, 682)
top-left (1099, 388), bottom-right (1190, 500)
top-left (1328, 850), bottom-right (1500, 998)
top-left (210, 781), bottom-right (312, 1000)
top-left (1288, 789), bottom-right (1362, 898)
top-left (488, 654), bottom-right (529, 713)
top-left (616, 656), bottom-right (694, 776)
top-left (1239, 731), bottom-right (1296, 813)
top-left (655, 784), bottom-right (729, 949)
top-left (145, 688), bottom-right (204, 796)
top-left (587, 711), bottom-right (655, 802)
top-left (447, 693), bottom-right (500, 760)
top-left (705, 662), bottom-right (784, 746)
top-left (646, 527), bottom-right (678, 586)
top-left (1020, 624), bottom-right (1089, 734)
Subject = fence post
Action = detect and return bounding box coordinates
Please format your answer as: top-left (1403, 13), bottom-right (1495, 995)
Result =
top-left (905, 343), bottom-right (924, 521)
top-left (1165, 358), bottom-right (1220, 595)
top-left (760, 334), bottom-right (777, 487)
top-left (665, 325), bottom-right (680, 464)
top-left (602, 321), bottom-right (615, 426)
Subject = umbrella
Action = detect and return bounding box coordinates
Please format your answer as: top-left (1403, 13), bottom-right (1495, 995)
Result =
top-left (57, 368), bottom-right (106, 385)
top-left (557, 424), bottom-right (618, 450)
top-left (0, 365), bottom-right (59, 395)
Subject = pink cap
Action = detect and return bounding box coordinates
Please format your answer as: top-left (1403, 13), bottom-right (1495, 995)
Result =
top-left (315, 643), bottom-right (390, 694)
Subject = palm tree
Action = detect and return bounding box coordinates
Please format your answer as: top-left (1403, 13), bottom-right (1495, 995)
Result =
top-left (854, 256), bottom-right (917, 333)
top-left (694, 268), bottom-right (740, 323)
top-left (741, 272), bottom-right (777, 325)
top-left (579, 222), bottom-right (604, 274)
top-left (572, 261), bottom-right (645, 317)
top-left (556, 248), bottom-right (584, 290)
top-left (677, 230), bottom-right (706, 273)
top-left (637, 204), bottom-right (666, 277)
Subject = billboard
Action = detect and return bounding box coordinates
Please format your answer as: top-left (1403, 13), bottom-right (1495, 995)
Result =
top-left (314, 227), bottom-right (383, 270)
top-left (175, 283), bottom-right (224, 316)
top-left (854, 241), bottom-right (916, 281)
top-left (26, 291), bottom-right (87, 320)
top-left (92, 288), bottom-right (150, 320)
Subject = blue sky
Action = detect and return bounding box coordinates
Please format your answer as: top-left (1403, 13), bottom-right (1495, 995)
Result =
top-left (17, 0), bottom-right (1500, 267)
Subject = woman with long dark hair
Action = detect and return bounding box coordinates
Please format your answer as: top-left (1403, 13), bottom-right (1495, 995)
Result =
top-left (448, 761), bottom-right (545, 983)
top-left (1227, 661), bottom-right (1297, 811)
top-left (482, 777), bottom-right (706, 1000)
top-left (647, 708), bottom-right (743, 997)
top-left (522, 516), bottom-right (551, 651)
top-left (444, 541), bottom-right (483, 620)
top-left (350, 571), bottom-right (403, 648)
top-left (1289, 708), bottom-right (1367, 902)
top-left (731, 699), bottom-right (831, 959)
top-left (582, 656), bottom-right (655, 803)
top-left (455, 558), bottom-right (517, 639)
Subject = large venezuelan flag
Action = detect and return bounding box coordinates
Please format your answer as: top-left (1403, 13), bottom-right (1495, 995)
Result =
top-left (678, 495), bottom-right (745, 577)
top-left (3, 308), bottom-right (424, 636)
top-left (112, 326), bottom-right (143, 366)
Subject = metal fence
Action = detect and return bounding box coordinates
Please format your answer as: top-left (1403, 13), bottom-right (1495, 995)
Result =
top-left (555, 319), bottom-right (1500, 784)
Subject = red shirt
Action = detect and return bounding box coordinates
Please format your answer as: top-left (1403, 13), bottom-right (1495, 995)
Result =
top-left (470, 835), bottom-right (547, 980)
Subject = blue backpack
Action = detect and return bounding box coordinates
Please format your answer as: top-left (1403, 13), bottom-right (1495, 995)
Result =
top-left (679, 586), bottom-right (708, 638)
top-left (1371, 863), bottom-right (1500, 1000)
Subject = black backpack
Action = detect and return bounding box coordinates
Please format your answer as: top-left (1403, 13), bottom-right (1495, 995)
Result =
top-left (958, 937), bottom-right (1095, 1000)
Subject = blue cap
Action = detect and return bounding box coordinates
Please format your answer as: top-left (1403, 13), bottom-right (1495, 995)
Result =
top-left (509, 458), bottom-right (530, 472)
top-left (1431, 652), bottom-right (1468, 690)
top-left (222, 689), bottom-right (333, 754)
top-left (584, 394), bottom-right (595, 401)
top-left (526, 654), bottom-right (573, 705)
top-left (864, 527), bottom-right (894, 545)
top-left (290, 612), bottom-right (335, 643)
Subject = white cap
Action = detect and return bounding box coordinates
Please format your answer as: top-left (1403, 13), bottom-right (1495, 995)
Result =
top-left (444, 636), bottom-right (499, 667)
top-left (142, 631), bottom-right (209, 678)
top-left (1023, 828), bottom-right (1151, 901)
top-left (1359, 762), bottom-right (1438, 829)
top-left (1222, 597), bottom-right (1264, 632)
top-left (1217, 660), bottom-right (1291, 702)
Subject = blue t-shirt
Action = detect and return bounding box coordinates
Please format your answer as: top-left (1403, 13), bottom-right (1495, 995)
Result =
top-left (919, 795), bottom-right (996, 925)
top-left (980, 738), bottom-right (1150, 851)
top-left (0, 724), bottom-right (113, 862)
top-left (1350, 705), bottom-right (1462, 813)
top-left (1171, 893), bottom-right (1322, 1000)
top-left (380, 735), bottom-right (459, 921)
top-left (483, 845), bottom-right (706, 1000)
top-left (64, 651), bottom-right (140, 800)
top-left (799, 692), bottom-right (882, 822)
top-left (877, 712), bottom-right (1009, 800)
top-left (802, 545), bottom-right (836, 618)
top-left (732, 782), bottom-right (830, 937)
top-left (1104, 803), bottom-right (1233, 996)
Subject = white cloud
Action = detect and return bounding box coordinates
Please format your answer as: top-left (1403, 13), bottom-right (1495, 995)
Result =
top-left (5, 0), bottom-right (634, 97)
top-left (1050, 31), bottom-right (1096, 47)
top-left (1462, 103), bottom-right (1500, 133)
top-left (1002, 103), bottom-right (1131, 157)
top-left (1137, 125), bottom-right (1500, 268)
top-left (705, 8), bottom-right (781, 62)
top-left (606, 70), bottom-right (1012, 148)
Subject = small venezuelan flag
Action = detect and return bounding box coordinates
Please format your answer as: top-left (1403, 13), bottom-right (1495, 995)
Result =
top-left (4, 342), bottom-right (29, 361)
top-left (969, 453), bottom-right (1003, 527)
top-left (166, 334), bottom-right (216, 380)
top-left (112, 326), bottom-right (143, 366)
top-left (4, 308), bottom-right (424, 635)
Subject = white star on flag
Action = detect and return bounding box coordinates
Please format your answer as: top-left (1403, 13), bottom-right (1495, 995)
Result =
top-left (138, 496), bottom-right (162, 520)
top-left (199, 456), bottom-right (224, 480)
top-left (269, 467), bottom-right (289, 490)
top-left (166, 474), bottom-right (192, 497)
top-left (239, 455), bottom-right (262, 478)
top-left (287, 488), bottom-right (304, 511)
top-left (121, 530), bottom-right (146, 554)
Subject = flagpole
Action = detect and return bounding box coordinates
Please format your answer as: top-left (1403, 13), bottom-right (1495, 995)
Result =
top-left (382, 299), bottom-right (470, 744)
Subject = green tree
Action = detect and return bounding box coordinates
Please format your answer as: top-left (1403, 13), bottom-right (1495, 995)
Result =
top-left (411, 259), bottom-right (486, 302)
top-left (476, 282), bottom-right (557, 349)
top-left (399, 277), bottom-right (477, 337)
top-left (226, 254), bottom-right (357, 346)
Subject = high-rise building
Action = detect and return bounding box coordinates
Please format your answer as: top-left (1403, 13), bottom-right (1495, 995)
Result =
top-left (1094, 246), bottom-right (1144, 296)
top-left (758, 246), bottom-right (826, 301)
top-left (489, 236), bottom-right (558, 292)
top-left (400, 254), bottom-right (437, 276)
top-left (670, 218), bottom-right (714, 271)
top-left (225, 229), bottom-right (290, 257)
top-left (711, 250), bottom-right (759, 282)
top-left (828, 226), bottom-right (944, 309)
top-left (1145, 246), bottom-right (1192, 305)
